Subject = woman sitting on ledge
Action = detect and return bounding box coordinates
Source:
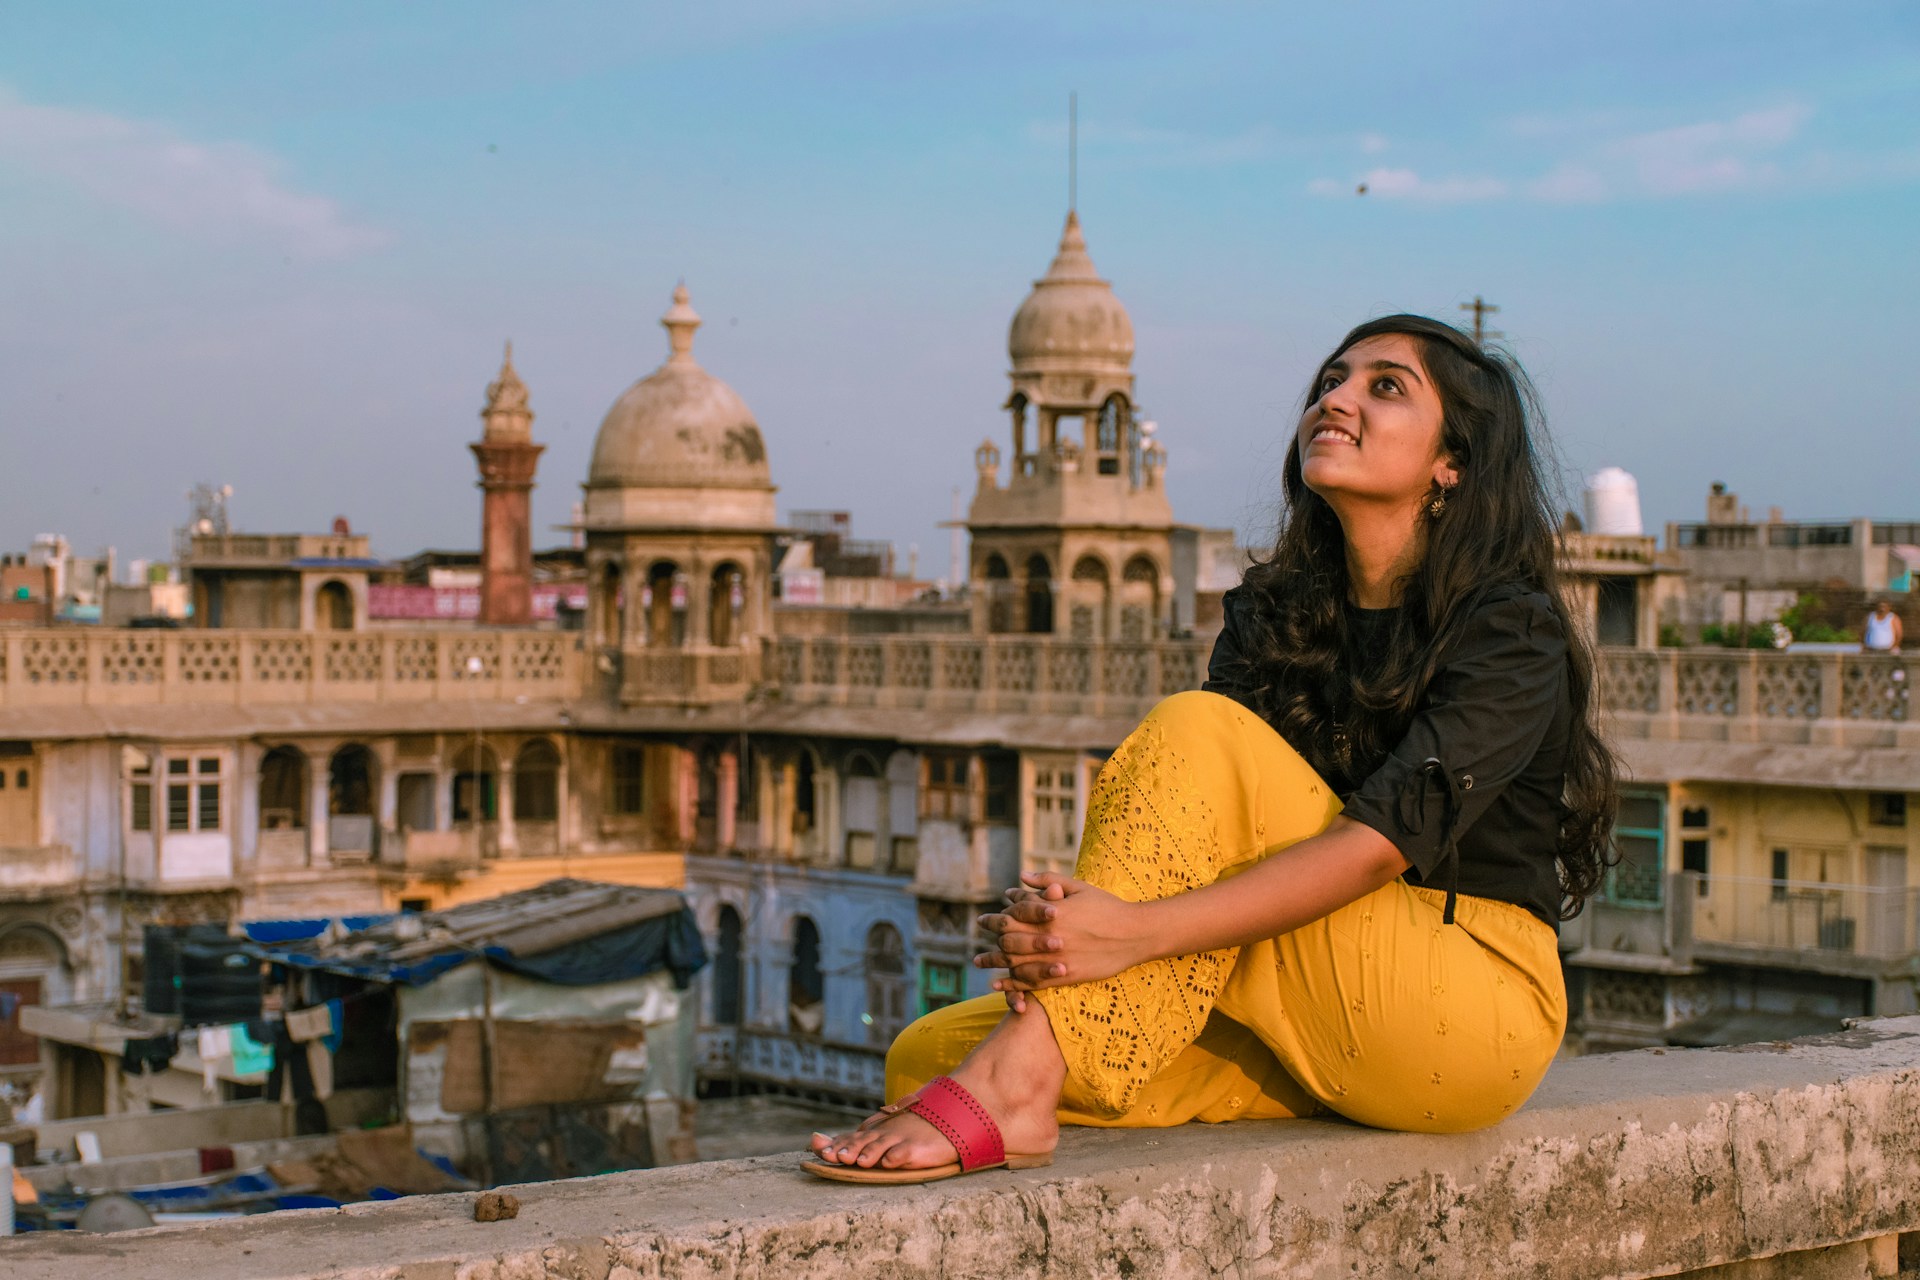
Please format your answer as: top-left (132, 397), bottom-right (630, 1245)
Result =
top-left (806, 314), bottom-right (1620, 1184)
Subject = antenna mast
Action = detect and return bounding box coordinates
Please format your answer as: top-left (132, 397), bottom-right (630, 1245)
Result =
top-left (1459, 295), bottom-right (1503, 346)
top-left (1069, 90), bottom-right (1078, 211)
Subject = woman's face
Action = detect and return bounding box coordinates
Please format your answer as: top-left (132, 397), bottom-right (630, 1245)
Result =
top-left (1296, 333), bottom-right (1458, 514)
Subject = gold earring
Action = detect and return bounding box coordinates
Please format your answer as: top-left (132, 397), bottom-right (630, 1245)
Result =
top-left (1428, 492), bottom-right (1448, 518)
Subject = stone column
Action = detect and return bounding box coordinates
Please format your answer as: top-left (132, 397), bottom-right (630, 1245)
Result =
top-left (309, 747), bottom-right (332, 866)
top-left (496, 755), bottom-right (517, 856)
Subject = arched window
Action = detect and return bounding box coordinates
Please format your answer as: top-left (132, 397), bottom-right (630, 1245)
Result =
top-left (1120, 555), bottom-right (1159, 641)
top-left (789, 916), bottom-right (823, 1034)
top-left (709, 563), bottom-right (745, 647)
top-left (1009, 393), bottom-right (1029, 463)
top-left (259, 745), bottom-right (308, 831)
top-left (328, 745), bottom-right (375, 817)
top-left (597, 560), bottom-right (623, 648)
top-left (864, 922), bottom-right (909, 1046)
top-left (0, 924), bottom-right (71, 1067)
top-left (512, 739), bottom-right (559, 823)
top-left (1069, 555), bottom-right (1110, 642)
top-left (1096, 395), bottom-right (1127, 474)
top-left (327, 744), bottom-right (377, 859)
top-left (451, 742), bottom-right (498, 824)
top-left (712, 905), bottom-right (743, 1027)
top-left (984, 553), bottom-right (1016, 635)
top-left (316, 580), bottom-right (354, 630)
top-left (793, 751), bottom-right (818, 838)
top-left (1025, 553), bottom-right (1054, 635)
top-left (645, 561), bottom-right (685, 648)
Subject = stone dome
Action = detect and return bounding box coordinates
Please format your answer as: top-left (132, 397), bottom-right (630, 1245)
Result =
top-left (1007, 211), bottom-right (1134, 372)
top-left (586, 285), bottom-right (774, 492)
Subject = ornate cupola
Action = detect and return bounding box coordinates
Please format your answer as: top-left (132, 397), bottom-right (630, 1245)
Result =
top-left (966, 212), bottom-right (1174, 642)
top-left (579, 284), bottom-right (779, 701)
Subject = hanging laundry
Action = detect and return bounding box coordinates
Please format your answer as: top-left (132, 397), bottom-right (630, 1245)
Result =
top-left (119, 1031), bottom-right (179, 1076)
top-left (230, 1022), bottom-right (275, 1076)
top-left (286, 1003), bottom-right (335, 1044)
top-left (323, 998), bottom-right (346, 1053)
top-left (197, 1024), bottom-right (233, 1091)
top-left (307, 1039), bottom-right (334, 1101)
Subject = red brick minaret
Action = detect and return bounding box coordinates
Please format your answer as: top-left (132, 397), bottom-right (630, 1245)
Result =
top-left (471, 343), bottom-right (544, 625)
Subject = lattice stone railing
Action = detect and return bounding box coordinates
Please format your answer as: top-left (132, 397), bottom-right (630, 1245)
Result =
top-left (2, 629), bottom-right (1913, 740)
top-left (0, 630), bottom-right (581, 708)
top-left (762, 635), bottom-right (1217, 720)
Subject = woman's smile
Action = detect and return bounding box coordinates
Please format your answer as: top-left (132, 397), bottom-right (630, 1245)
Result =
top-left (1296, 332), bottom-right (1452, 510)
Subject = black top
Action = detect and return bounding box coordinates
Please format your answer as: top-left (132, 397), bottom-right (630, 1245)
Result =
top-left (1202, 582), bottom-right (1572, 927)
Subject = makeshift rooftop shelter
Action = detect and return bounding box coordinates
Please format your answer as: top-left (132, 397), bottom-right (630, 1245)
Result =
top-left (249, 878), bottom-right (708, 1171)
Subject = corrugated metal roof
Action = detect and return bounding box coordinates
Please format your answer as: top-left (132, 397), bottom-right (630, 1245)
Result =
top-left (259, 878), bottom-right (692, 985)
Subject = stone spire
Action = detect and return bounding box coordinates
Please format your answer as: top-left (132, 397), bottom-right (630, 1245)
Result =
top-left (1039, 210), bottom-right (1102, 284)
top-left (480, 341), bottom-right (534, 443)
top-left (662, 283), bottom-right (702, 366)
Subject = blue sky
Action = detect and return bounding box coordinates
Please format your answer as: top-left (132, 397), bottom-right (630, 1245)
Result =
top-left (3, 1), bottom-right (1917, 574)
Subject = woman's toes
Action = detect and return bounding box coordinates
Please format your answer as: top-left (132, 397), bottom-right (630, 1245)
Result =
top-left (854, 1133), bottom-right (897, 1168)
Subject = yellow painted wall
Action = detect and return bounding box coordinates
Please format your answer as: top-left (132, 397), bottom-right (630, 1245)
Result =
top-left (1665, 782), bottom-right (1914, 954)
top-left (381, 850), bottom-right (686, 913)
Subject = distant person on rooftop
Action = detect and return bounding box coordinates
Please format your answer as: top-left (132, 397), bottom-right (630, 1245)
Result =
top-left (806, 316), bottom-right (1619, 1185)
top-left (1863, 600), bottom-right (1903, 653)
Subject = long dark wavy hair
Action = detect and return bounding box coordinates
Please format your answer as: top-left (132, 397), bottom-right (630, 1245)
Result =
top-left (1232, 314), bottom-right (1619, 918)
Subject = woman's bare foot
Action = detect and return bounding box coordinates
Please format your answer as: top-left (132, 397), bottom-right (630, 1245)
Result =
top-left (809, 1001), bottom-right (1065, 1171)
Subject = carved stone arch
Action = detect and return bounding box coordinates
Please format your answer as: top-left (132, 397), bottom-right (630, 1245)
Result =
top-left (1119, 553), bottom-right (1161, 642)
top-left (1024, 553), bottom-right (1055, 635)
top-left (1069, 554), bottom-right (1111, 642)
top-left (512, 738), bottom-right (560, 822)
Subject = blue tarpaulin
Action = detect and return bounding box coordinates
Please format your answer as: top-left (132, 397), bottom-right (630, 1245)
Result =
top-left (243, 879), bottom-right (707, 990)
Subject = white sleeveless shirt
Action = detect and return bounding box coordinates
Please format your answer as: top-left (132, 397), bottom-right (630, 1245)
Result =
top-left (1864, 611), bottom-right (1898, 651)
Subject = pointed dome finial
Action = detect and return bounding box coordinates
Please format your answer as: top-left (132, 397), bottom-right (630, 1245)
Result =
top-left (662, 282), bottom-right (702, 365)
top-left (1042, 210), bottom-right (1101, 283)
top-left (480, 339), bottom-right (534, 440)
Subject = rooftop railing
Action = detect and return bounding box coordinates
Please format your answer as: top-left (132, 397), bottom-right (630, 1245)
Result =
top-left (0, 629), bottom-right (579, 708)
top-left (1597, 647), bottom-right (1911, 738)
top-left (187, 532), bottom-right (373, 563)
top-left (765, 633), bottom-right (1208, 720)
top-left (1675, 871), bottom-right (1920, 968)
top-left (1, 629), bottom-right (1912, 746)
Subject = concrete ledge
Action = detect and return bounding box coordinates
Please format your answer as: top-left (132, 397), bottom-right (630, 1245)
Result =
top-left (10, 1017), bottom-right (1920, 1279)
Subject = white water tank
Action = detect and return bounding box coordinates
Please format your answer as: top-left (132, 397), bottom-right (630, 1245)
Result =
top-left (1583, 467), bottom-right (1644, 536)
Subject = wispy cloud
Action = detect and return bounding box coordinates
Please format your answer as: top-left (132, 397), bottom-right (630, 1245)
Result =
top-left (1309, 101), bottom-right (1846, 206)
top-left (0, 85), bottom-right (390, 257)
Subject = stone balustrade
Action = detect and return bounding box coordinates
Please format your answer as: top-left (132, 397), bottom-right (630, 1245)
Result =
top-left (4, 631), bottom-right (1916, 751)
top-left (0, 630), bottom-right (580, 708)
top-left (9, 1016), bottom-right (1920, 1278)
top-left (1598, 647), bottom-right (1913, 744)
top-left (767, 634), bottom-right (1208, 720)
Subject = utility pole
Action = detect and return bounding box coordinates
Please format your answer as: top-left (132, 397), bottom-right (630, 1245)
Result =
top-left (1459, 296), bottom-right (1503, 346)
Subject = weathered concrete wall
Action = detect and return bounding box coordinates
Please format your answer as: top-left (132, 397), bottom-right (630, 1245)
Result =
top-left (9, 1017), bottom-right (1920, 1280)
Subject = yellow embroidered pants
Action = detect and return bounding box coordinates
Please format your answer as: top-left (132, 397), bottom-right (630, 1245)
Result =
top-left (886, 690), bottom-right (1567, 1135)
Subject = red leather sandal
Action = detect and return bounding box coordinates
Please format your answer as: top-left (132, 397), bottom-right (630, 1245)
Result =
top-left (802, 1074), bottom-right (1054, 1185)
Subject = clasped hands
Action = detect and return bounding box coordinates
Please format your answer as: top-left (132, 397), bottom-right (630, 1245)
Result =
top-left (972, 871), bottom-right (1148, 1013)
